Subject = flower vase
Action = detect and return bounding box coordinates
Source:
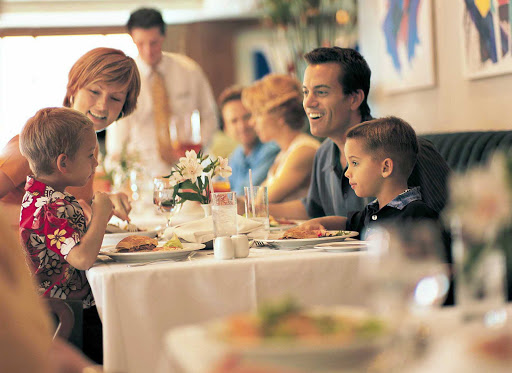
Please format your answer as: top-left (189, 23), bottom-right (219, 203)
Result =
top-left (169, 201), bottom-right (206, 227)
top-left (452, 223), bottom-right (507, 325)
top-left (201, 204), bottom-right (211, 217)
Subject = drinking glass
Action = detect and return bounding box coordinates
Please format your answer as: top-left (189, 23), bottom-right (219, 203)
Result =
top-left (153, 177), bottom-right (177, 226)
top-left (361, 222), bottom-right (450, 322)
top-left (244, 186), bottom-right (270, 239)
top-left (169, 109), bottom-right (202, 157)
top-left (211, 192), bottom-right (238, 238)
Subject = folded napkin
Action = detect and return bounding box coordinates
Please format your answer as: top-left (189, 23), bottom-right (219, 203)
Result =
top-left (162, 215), bottom-right (264, 243)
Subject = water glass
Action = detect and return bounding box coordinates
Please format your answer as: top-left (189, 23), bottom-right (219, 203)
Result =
top-left (244, 186), bottom-right (270, 239)
top-left (211, 192), bottom-right (238, 238)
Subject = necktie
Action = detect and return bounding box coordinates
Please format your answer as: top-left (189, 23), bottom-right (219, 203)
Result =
top-left (151, 69), bottom-right (176, 165)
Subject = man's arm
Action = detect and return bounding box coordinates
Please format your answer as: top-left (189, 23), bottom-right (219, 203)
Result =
top-left (269, 199), bottom-right (309, 220)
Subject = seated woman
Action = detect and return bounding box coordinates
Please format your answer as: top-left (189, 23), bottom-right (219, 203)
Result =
top-left (242, 74), bottom-right (320, 203)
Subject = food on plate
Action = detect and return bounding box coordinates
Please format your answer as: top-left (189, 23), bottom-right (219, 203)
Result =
top-left (471, 333), bottom-right (512, 362)
top-left (281, 226), bottom-right (354, 239)
top-left (269, 215), bottom-right (296, 227)
top-left (217, 298), bottom-right (385, 346)
top-left (159, 233), bottom-right (184, 251)
top-left (115, 235), bottom-right (158, 253)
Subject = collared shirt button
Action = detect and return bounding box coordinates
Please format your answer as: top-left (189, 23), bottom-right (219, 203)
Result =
top-left (343, 193), bottom-right (348, 198)
top-left (372, 215), bottom-right (377, 220)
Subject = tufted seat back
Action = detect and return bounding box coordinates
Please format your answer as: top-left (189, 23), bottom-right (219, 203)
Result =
top-left (421, 131), bottom-right (512, 172)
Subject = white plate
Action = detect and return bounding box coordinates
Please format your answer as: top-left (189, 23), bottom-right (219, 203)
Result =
top-left (315, 241), bottom-right (368, 252)
top-left (99, 242), bottom-right (204, 262)
top-left (101, 229), bottom-right (160, 247)
top-left (197, 306), bottom-right (390, 372)
top-left (258, 231), bottom-right (359, 249)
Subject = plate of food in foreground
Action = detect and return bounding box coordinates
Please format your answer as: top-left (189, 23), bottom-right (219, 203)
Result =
top-left (314, 241), bottom-right (368, 252)
top-left (203, 298), bottom-right (391, 371)
top-left (256, 228), bottom-right (359, 249)
top-left (100, 235), bottom-right (204, 262)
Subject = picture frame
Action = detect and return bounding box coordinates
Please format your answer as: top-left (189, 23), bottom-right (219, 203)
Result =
top-left (378, 0), bottom-right (436, 94)
top-left (461, 0), bottom-right (512, 80)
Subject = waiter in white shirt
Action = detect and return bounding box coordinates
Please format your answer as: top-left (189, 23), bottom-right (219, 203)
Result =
top-left (106, 7), bottom-right (218, 178)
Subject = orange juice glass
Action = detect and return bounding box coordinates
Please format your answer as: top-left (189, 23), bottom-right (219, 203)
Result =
top-left (212, 180), bottom-right (231, 193)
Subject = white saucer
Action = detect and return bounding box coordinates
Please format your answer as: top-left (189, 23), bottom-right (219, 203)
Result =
top-left (314, 241), bottom-right (367, 252)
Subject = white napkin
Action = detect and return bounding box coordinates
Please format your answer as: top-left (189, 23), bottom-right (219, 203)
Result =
top-left (162, 215), bottom-right (264, 243)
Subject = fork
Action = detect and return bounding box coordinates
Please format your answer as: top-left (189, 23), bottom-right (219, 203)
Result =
top-left (253, 240), bottom-right (280, 249)
top-left (124, 223), bottom-right (139, 232)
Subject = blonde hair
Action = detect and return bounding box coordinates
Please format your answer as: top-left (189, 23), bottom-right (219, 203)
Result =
top-left (242, 74), bottom-right (305, 130)
top-left (20, 107), bottom-right (95, 176)
top-left (63, 47), bottom-right (141, 119)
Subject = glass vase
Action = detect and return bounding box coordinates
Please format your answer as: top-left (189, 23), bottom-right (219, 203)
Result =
top-left (452, 221), bottom-right (507, 325)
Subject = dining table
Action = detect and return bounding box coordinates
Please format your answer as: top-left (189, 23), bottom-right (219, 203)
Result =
top-left (86, 244), bottom-right (367, 373)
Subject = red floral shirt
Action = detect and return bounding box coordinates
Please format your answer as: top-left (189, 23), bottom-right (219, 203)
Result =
top-left (19, 177), bottom-right (94, 308)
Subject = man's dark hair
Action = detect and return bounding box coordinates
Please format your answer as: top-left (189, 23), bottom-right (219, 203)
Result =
top-left (304, 47), bottom-right (371, 119)
top-left (127, 8), bottom-right (166, 35)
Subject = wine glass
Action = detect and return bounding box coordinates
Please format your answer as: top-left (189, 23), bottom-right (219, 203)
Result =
top-left (169, 110), bottom-right (202, 158)
top-left (153, 177), bottom-right (177, 226)
top-left (361, 221), bottom-right (451, 370)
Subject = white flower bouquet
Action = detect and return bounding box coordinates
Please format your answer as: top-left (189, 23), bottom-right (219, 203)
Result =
top-left (164, 150), bottom-right (232, 205)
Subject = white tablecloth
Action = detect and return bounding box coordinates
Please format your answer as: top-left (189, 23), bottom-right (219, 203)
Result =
top-left (86, 249), bottom-right (366, 373)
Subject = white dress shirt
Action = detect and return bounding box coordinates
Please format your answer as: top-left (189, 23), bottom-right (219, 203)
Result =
top-left (105, 52), bottom-right (218, 178)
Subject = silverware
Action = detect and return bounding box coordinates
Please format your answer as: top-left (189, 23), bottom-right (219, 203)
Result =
top-left (253, 240), bottom-right (280, 249)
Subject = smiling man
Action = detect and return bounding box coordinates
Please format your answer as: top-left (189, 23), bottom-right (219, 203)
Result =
top-left (105, 7), bottom-right (218, 178)
top-left (269, 47), bottom-right (450, 227)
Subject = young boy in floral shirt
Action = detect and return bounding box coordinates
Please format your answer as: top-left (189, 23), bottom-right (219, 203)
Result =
top-left (19, 107), bottom-right (113, 362)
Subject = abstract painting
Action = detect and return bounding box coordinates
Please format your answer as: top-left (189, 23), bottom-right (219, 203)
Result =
top-left (378, 0), bottom-right (435, 93)
top-left (462, 0), bottom-right (512, 79)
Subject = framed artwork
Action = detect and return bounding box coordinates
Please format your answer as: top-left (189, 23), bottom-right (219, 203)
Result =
top-left (378, 0), bottom-right (436, 94)
top-left (462, 0), bottom-right (512, 80)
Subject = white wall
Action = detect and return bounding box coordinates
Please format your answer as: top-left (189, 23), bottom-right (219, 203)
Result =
top-left (359, 0), bottom-right (512, 134)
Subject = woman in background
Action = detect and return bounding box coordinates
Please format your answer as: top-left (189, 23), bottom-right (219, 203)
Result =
top-left (0, 47), bottom-right (141, 227)
top-left (242, 74), bottom-right (320, 203)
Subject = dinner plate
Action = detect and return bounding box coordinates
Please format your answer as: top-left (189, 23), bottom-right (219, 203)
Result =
top-left (99, 242), bottom-right (204, 262)
top-left (257, 231), bottom-right (359, 249)
top-left (101, 229), bottom-right (160, 247)
top-left (198, 306), bottom-right (390, 372)
top-left (314, 241), bottom-right (368, 252)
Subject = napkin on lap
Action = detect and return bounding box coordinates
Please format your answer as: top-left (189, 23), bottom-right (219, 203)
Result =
top-left (162, 215), bottom-right (264, 243)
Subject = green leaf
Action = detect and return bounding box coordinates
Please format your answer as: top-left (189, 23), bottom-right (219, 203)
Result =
top-left (176, 192), bottom-right (203, 202)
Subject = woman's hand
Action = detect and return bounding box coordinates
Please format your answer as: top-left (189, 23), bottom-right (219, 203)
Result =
top-left (108, 192), bottom-right (132, 222)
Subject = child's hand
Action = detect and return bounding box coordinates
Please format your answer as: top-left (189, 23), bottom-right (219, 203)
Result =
top-left (91, 192), bottom-right (114, 222)
top-left (109, 192), bottom-right (132, 222)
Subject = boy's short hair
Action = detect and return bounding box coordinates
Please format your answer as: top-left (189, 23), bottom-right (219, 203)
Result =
top-left (20, 107), bottom-right (94, 176)
top-left (63, 47), bottom-right (141, 120)
top-left (127, 8), bottom-right (166, 35)
top-left (347, 116), bottom-right (419, 178)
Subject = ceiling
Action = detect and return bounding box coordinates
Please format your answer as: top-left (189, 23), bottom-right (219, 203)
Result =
top-left (0, 0), bottom-right (259, 28)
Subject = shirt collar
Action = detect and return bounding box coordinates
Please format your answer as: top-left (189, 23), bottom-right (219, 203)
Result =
top-left (136, 55), bottom-right (164, 78)
top-left (371, 186), bottom-right (422, 211)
